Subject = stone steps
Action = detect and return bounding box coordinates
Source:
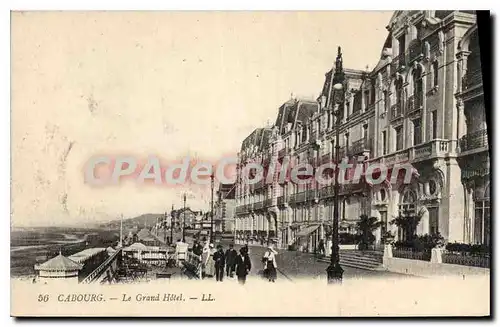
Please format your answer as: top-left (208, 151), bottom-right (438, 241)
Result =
top-left (319, 250), bottom-right (385, 271)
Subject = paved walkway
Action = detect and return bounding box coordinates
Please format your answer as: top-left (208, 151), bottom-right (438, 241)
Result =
top-left (243, 245), bottom-right (408, 281)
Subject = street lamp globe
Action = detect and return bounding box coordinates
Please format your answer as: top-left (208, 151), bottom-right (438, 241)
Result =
top-left (333, 82), bottom-right (343, 91)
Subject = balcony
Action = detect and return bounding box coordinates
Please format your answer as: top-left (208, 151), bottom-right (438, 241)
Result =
top-left (348, 138), bottom-right (372, 157)
top-left (321, 152), bottom-right (332, 164)
top-left (254, 179), bottom-right (265, 191)
top-left (320, 186), bottom-right (334, 198)
top-left (235, 205), bottom-right (247, 215)
top-left (338, 146), bottom-right (346, 159)
top-left (462, 69), bottom-right (483, 91)
top-left (253, 201), bottom-right (264, 210)
top-left (380, 139), bottom-right (455, 165)
top-left (264, 198), bottom-right (273, 208)
top-left (408, 39), bottom-right (423, 64)
top-left (278, 147), bottom-right (290, 158)
top-left (390, 102), bottom-right (403, 120)
top-left (295, 191), bottom-right (307, 203)
top-left (391, 53), bottom-right (406, 72)
top-left (307, 189), bottom-right (317, 201)
top-left (460, 129), bottom-right (488, 153)
top-left (407, 94), bottom-right (422, 113)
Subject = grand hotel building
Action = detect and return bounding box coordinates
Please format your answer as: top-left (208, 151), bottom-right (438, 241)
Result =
top-left (233, 11), bottom-right (489, 251)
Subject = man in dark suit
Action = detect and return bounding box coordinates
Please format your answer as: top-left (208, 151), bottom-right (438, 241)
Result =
top-left (235, 247), bottom-right (252, 285)
top-left (224, 244), bottom-right (237, 277)
top-left (213, 244), bottom-right (225, 282)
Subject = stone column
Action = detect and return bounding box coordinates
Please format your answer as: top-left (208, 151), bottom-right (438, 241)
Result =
top-left (456, 98), bottom-right (466, 151)
top-left (442, 160), bottom-right (465, 242)
top-left (456, 50), bottom-right (471, 93)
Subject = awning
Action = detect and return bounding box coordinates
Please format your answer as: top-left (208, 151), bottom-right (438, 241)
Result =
top-left (295, 225), bottom-right (320, 238)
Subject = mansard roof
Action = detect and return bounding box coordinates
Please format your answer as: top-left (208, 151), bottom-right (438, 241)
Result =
top-left (240, 127), bottom-right (273, 152)
top-left (274, 98), bottom-right (318, 134)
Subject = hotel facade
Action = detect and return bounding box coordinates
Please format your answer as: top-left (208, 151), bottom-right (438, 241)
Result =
top-left (233, 11), bottom-right (489, 251)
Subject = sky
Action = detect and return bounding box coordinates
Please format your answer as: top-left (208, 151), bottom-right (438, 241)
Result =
top-left (11, 11), bottom-right (393, 227)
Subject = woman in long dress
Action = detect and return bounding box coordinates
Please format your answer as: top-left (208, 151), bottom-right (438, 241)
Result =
top-left (202, 243), bottom-right (216, 278)
top-left (201, 242), bottom-right (210, 278)
top-left (263, 245), bottom-right (278, 282)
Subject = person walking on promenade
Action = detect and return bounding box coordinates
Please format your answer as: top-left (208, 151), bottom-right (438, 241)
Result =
top-left (242, 243), bottom-right (249, 255)
top-left (225, 243), bottom-right (237, 278)
top-left (201, 241), bottom-right (210, 278)
top-left (318, 239), bottom-right (326, 257)
top-left (213, 244), bottom-right (225, 282)
top-left (192, 239), bottom-right (203, 256)
top-left (235, 247), bottom-right (251, 285)
top-left (263, 245), bottom-right (278, 282)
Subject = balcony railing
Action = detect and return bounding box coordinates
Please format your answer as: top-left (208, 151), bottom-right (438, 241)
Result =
top-left (391, 53), bottom-right (406, 72)
top-left (264, 198), bottom-right (273, 207)
top-left (390, 102), bottom-right (403, 120)
top-left (348, 138), bottom-right (372, 157)
top-left (307, 189), bottom-right (317, 201)
top-left (235, 205), bottom-right (247, 215)
top-left (408, 39), bottom-right (423, 63)
top-left (320, 186), bottom-right (334, 198)
top-left (253, 201), bottom-right (264, 210)
top-left (278, 147), bottom-right (290, 158)
top-left (254, 179), bottom-right (265, 191)
top-left (460, 129), bottom-right (488, 152)
top-left (295, 191), bottom-right (307, 203)
top-left (321, 152), bottom-right (331, 164)
top-left (462, 69), bottom-right (483, 90)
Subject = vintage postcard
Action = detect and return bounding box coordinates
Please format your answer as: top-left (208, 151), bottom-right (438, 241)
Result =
top-left (10, 10), bottom-right (490, 317)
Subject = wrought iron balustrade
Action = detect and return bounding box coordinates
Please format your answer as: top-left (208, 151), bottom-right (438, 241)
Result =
top-left (460, 129), bottom-right (488, 152)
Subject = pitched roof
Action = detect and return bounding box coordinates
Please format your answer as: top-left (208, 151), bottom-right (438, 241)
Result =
top-left (34, 253), bottom-right (83, 271)
top-left (124, 242), bottom-right (148, 251)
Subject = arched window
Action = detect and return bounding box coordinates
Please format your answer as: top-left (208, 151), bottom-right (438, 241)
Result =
top-left (399, 189), bottom-right (417, 216)
top-left (412, 65), bottom-right (423, 109)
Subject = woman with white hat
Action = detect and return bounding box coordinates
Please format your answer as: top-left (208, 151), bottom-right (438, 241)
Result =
top-left (203, 243), bottom-right (216, 278)
top-left (262, 244), bottom-right (278, 282)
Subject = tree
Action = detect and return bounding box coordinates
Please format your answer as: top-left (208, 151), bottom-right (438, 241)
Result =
top-left (390, 208), bottom-right (422, 242)
top-left (356, 215), bottom-right (382, 251)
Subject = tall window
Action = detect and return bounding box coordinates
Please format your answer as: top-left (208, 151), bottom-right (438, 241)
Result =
top-left (344, 132), bottom-right (350, 149)
top-left (383, 90), bottom-right (389, 112)
top-left (432, 61), bottom-right (439, 88)
top-left (395, 77), bottom-right (403, 115)
top-left (302, 125), bottom-right (307, 142)
top-left (382, 130), bottom-right (387, 155)
top-left (362, 124), bottom-right (368, 140)
top-left (413, 118), bottom-right (422, 145)
top-left (429, 207), bottom-right (439, 235)
top-left (370, 82), bottom-right (376, 104)
top-left (364, 90), bottom-right (370, 110)
top-left (398, 35), bottom-right (406, 58)
top-left (431, 111), bottom-right (438, 139)
top-left (413, 65), bottom-right (423, 109)
top-left (395, 125), bottom-right (403, 151)
top-left (474, 185), bottom-right (490, 245)
top-left (353, 91), bottom-right (362, 113)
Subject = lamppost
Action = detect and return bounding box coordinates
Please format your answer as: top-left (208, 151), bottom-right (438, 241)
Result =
top-left (183, 193), bottom-right (186, 243)
top-left (326, 46), bottom-right (345, 284)
top-left (170, 204), bottom-right (174, 245)
top-left (210, 172), bottom-right (215, 244)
